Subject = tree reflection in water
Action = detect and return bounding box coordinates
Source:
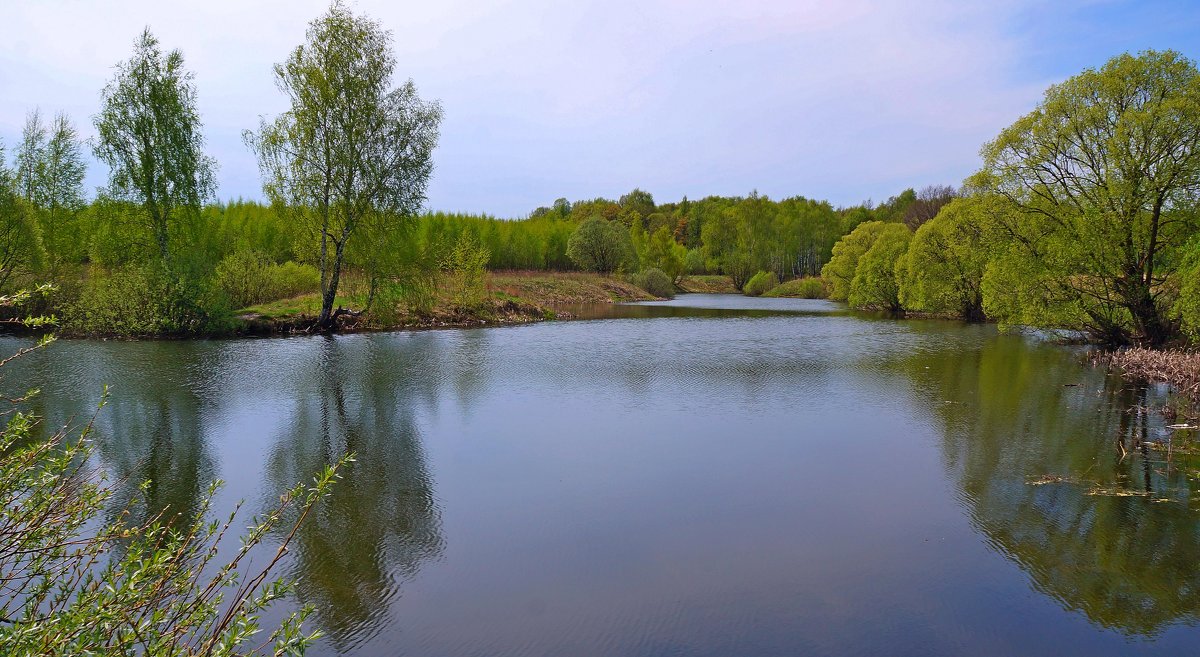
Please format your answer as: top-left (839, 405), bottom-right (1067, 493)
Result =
top-left (908, 333), bottom-right (1200, 636)
top-left (265, 335), bottom-right (445, 653)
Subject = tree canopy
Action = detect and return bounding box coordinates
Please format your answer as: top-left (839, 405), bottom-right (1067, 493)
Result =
top-left (973, 49), bottom-right (1200, 345)
top-left (93, 28), bottom-right (215, 262)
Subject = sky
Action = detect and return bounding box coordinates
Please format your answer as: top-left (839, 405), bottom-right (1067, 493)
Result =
top-left (2, 0), bottom-right (1200, 218)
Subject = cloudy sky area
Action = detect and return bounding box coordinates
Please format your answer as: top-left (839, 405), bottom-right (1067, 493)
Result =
top-left (2, 0), bottom-right (1199, 217)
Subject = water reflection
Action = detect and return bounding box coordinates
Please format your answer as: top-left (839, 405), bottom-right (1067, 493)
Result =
top-left (265, 336), bottom-right (444, 653)
top-left (7, 297), bottom-right (1200, 655)
top-left (16, 343), bottom-right (218, 526)
top-left (908, 335), bottom-right (1200, 636)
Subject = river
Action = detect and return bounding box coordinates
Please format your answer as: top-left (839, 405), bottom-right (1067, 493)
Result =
top-left (4, 294), bottom-right (1199, 656)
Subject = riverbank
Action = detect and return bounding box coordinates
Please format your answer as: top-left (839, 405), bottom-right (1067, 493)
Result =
top-left (235, 271), bottom-right (661, 335)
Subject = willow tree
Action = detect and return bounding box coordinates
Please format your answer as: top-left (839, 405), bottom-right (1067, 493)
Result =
top-left (847, 222), bottom-right (911, 312)
top-left (974, 50), bottom-right (1200, 345)
top-left (247, 2), bottom-right (442, 330)
top-left (821, 220), bottom-right (886, 301)
top-left (899, 197), bottom-right (995, 321)
top-left (93, 29), bottom-right (215, 263)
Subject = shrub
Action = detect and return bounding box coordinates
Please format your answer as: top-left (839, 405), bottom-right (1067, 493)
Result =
top-left (764, 277), bottom-right (828, 298)
top-left (64, 266), bottom-right (229, 336)
top-left (567, 216), bottom-right (635, 273)
top-left (442, 232), bottom-right (490, 308)
top-left (684, 248), bottom-right (706, 274)
top-left (214, 250), bottom-right (319, 308)
top-left (628, 268), bottom-right (675, 298)
top-left (743, 270), bottom-right (779, 296)
top-left (0, 335), bottom-right (341, 654)
top-left (1174, 243), bottom-right (1200, 343)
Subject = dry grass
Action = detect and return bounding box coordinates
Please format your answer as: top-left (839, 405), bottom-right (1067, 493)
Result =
top-left (488, 271), bottom-right (654, 305)
top-left (1095, 348), bottom-right (1200, 401)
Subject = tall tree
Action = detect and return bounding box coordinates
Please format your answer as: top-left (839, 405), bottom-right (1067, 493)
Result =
top-left (13, 109), bottom-right (46, 205)
top-left (974, 50), bottom-right (1200, 345)
top-left (0, 141), bottom-right (40, 291)
top-left (93, 28), bottom-right (215, 263)
top-left (34, 114), bottom-right (87, 272)
top-left (247, 2), bottom-right (442, 330)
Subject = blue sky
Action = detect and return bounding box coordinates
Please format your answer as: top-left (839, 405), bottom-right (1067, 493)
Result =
top-left (2, 0), bottom-right (1199, 217)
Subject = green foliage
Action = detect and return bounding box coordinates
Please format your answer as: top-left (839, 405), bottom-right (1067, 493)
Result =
top-left (619, 188), bottom-right (655, 220)
top-left (627, 267), bottom-right (675, 298)
top-left (1172, 239), bottom-right (1200, 342)
top-left (764, 277), bottom-right (827, 299)
top-left (743, 270), bottom-right (779, 296)
top-left (567, 217), bottom-right (634, 273)
top-left (821, 221), bottom-right (887, 301)
top-left (899, 197), bottom-right (993, 320)
top-left (0, 294), bottom-right (343, 656)
top-left (65, 266), bottom-right (229, 336)
top-left (442, 232), bottom-right (491, 307)
top-left (0, 185), bottom-right (41, 293)
top-left (848, 223), bottom-right (912, 311)
top-left (642, 226), bottom-right (687, 282)
top-left (93, 29), bottom-right (215, 261)
top-left (214, 250), bottom-right (319, 309)
top-left (974, 49), bottom-right (1200, 345)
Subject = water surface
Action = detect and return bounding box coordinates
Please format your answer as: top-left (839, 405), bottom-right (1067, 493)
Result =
top-left (6, 294), bottom-right (1200, 656)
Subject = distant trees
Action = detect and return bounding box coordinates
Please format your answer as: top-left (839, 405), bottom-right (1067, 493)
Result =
top-left (566, 217), bottom-right (633, 273)
top-left (902, 185), bottom-right (958, 229)
top-left (619, 188), bottom-right (656, 220)
top-left (93, 28), bottom-right (215, 263)
top-left (13, 111), bottom-right (87, 273)
top-left (248, 2), bottom-right (442, 330)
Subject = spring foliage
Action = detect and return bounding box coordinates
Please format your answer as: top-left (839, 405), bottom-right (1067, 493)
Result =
top-left (0, 290), bottom-right (345, 656)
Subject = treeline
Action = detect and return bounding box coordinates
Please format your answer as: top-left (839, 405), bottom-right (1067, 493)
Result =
top-left (823, 50), bottom-right (1200, 348)
top-left (0, 105), bottom-right (952, 333)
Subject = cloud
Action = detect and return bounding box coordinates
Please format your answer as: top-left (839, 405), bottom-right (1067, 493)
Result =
top-left (0, 0), bottom-right (1181, 215)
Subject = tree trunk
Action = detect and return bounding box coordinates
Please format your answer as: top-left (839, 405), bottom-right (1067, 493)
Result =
top-left (317, 239), bottom-right (346, 331)
top-left (1125, 282), bottom-right (1168, 347)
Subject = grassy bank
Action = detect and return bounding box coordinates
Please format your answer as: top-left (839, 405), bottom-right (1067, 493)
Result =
top-left (677, 275), bottom-right (738, 294)
top-left (489, 271), bottom-right (655, 305)
top-left (234, 270), bottom-right (659, 335)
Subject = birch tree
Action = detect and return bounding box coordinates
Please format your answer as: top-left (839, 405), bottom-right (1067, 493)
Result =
top-left (247, 2), bottom-right (442, 330)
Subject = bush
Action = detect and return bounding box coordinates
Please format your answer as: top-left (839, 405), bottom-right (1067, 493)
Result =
top-left (684, 248), bottom-right (706, 274)
top-left (272, 261), bottom-right (321, 299)
top-left (628, 268), bottom-right (675, 298)
top-left (567, 216), bottom-right (635, 273)
top-left (442, 232), bottom-right (490, 308)
top-left (0, 311), bottom-right (341, 654)
top-left (743, 270), bottom-right (779, 296)
top-left (64, 266), bottom-right (229, 336)
top-left (764, 277), bottom-right (827, 298)
top-left (214, 250), bottom-right (319, 308)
